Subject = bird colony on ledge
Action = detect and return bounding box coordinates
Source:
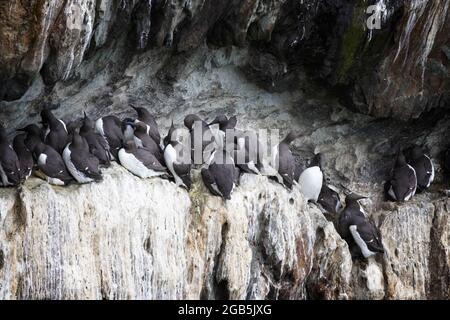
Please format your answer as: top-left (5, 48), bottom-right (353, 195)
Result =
top-left (0, 105), bottom-right (448, 261)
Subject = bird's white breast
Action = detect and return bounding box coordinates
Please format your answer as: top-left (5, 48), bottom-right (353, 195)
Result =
top-left (298, 166), bottom-right (323, 202)
top-left (349, 225), bottom-right (377, 259)
top-left (63, 145), bottom-right (92, 184)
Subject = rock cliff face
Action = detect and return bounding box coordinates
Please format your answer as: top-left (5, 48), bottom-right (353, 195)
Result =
top-left (0, 165), bottom-right (448, 299)
top-left (1, 0), bottom-right (449, 119)
top-left (0, 0), bottom-right (449, 300)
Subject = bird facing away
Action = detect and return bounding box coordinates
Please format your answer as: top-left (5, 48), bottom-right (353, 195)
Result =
top-left (297, 153), bottom-right (324, 202)
top-left (80, 113), bottom-right (111, 167)
top-left (41, 109), bottom-right (68, 154)
top-left (406, 146), bottom-right (434, 191)
top-left (0, 125), bottom-right (21, 186)
top-left (271, 131), bottom-right (302, 189)
top-left (33, 141), bottom-right (73, 186)
top-left (163, 121), bottom-right (192, 190)
top-left (387, 150), bottom-right (417, 202)
top-left (201, 149), bottom-right (236, 200)
top-left (63, 132), bottom-right (103, 184)
top-left (132, 106), bottom-right (161, 146)
top-left (13, 133), bottom-right (34, 182)
top-left (95, 115), bottom-right (124, 161)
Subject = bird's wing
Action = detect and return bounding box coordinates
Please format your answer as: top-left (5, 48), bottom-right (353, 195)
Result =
top-left (70, 152), bottom-right (102, 178)
top-left (355, 220), bottom-right (384, 253)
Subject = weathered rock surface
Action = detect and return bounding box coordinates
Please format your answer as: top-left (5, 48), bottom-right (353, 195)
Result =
top-left (1, 0), bottom-right (449, 120)
top-left (0, 165), bottom-right (448, 299)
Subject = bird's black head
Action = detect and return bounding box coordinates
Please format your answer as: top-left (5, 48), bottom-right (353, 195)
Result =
top-left (184, 114), bottom-right (202, 130)
top-left (81, 112), bottom-right (94, 132)
top-left (41, 109), bottom-right (56, 125)
top-left (310, 153), bottom-right (323, 169)
top-left (132, 106), bottom-right (153, 122)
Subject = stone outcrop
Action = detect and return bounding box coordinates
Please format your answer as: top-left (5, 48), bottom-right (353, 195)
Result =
top-left (0, 165), bottom-right (448, 299)
top-left (1, 0), bottom-right (449, 120)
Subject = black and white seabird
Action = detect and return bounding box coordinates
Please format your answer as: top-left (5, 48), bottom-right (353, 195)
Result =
top-left (406, 146), bottom-right (434, 191)
top-left (118, 141), bottom-right (167, 179)
top-left (184, 114), bottom-right (215, 165)
top-left (95, 115), bottom-right (124, 161)
top-left (13, 134), bottom-right (34, 181)
top-left (131, 122), bottom-right (164, 164)
top-left (0, 125), bottom-right (21, 187)
top-left (318, 184), bottom-right (343, 214)
top-left (233, 130), bottom-right (262, 175)
top-left (338, 193), bottom-right (384, 259)
top-left (297, 153), bottom-right (324, 202)
top-left (132, 106), bottom-right (161, 146)
top-left (80, 113), bottom-right (111, 167)
top-left (63, 132), bottom-right (103, 184)
top-left (163, 122), bottom-right (192, 190)
top-left (33, 141), bottom-right (73, 186)
top-left (387, 150), bottom-right (417, 202)
top-left (271, 131), bottom-right (302, 189)
top-left (201, 150), bottom-right (236, 200)
top-left (41, 109), bottom-right (68, 154)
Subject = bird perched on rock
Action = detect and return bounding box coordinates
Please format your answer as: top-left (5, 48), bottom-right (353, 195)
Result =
top-left (201, 149), bottom-right (237, 200)
top-left (130, 121), bottom-right (164, 164)
top-left (41, 109), bottom-right (68, 154)
top-left (118, 141), bottom-right (167, 179)
top-left (271, 131), bottom-right (302, 189)
top-left (163, 121), bottom-right (192, 190)
top-left (0, 125), bottom-right (21, 187)
top-left (338, 192), bottom-right (384, 259)
top-left (95, 115), bottom-right (124, 161)
top-left (63, 132), bottom-right (103, 184)
top-left (232, 130), bottom-right (262, 175)
top-left (297, 153), bottom-right (324, 202)
top-left (80, 113), bottom-right (111, 167)
top-left (386, 149), bottom-right (417, 202)
top-left (184, 114), bottom-right (215, 165)
top-left (13, 134), bottom-right (34, 182)
top-left (132, 106), bottom-right (161, 146)
top-left (33, 141), bottom-right (73, 186)
top-left (405, 146), bottom-right (434, 192)
top-left (318, 184), bottom-right (343, 215)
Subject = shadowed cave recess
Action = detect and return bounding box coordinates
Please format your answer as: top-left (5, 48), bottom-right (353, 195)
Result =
top-left (0, 0), bottom-right (449, 300)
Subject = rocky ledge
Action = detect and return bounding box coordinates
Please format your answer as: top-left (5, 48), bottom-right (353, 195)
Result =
top-left (0, 164), bottom-right (448, 299)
